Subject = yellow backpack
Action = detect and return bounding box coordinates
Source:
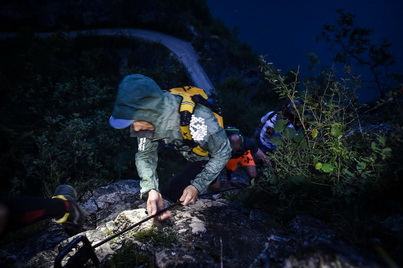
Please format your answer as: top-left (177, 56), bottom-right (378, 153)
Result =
top-left (168, 86), bottom-right (224, 156)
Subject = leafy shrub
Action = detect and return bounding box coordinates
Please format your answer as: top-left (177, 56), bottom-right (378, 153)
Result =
top-left (256, 57), bottom-right (401, 205)
top-left (24, 78), bottom-right (136, 196)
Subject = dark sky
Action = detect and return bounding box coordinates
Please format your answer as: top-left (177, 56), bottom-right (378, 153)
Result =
top-left (206, 0), bottom-right (403, 100)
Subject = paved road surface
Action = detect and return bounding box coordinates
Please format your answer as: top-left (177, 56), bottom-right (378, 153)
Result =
top-left (0, 28), bottom-right (215, 95)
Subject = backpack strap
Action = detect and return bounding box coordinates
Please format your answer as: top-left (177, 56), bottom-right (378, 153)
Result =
top-left (257, 111), bottom-right (277, 131)
top-left (265, 111), bottom-right (277, 124)
top-left (168, 86), bottom-right (223, 157)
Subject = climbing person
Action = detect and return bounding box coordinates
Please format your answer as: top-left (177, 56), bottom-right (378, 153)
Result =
top-left (224, 127), bottom-right (267, 186)
top-left (0, 185), bottom-right (85, 236)
top-left (254, 101), bottom-right (300, 154)
top-left (109, 74), bottom-right (231, 223)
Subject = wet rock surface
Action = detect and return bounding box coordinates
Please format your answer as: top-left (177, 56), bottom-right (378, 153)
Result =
top-left (0, 180), bottom-right (399, 267)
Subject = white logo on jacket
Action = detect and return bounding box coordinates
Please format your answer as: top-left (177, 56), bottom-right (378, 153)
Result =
top-left (190, 116), bottom-right (207, 141)
top-left (138, 137), bottom-right (146, 151)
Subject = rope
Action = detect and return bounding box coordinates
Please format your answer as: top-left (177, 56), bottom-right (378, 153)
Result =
top-left (92, 187), bottom-right (238, 249)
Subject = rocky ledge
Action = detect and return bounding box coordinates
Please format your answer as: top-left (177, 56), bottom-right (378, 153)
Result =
top-left (0, 180), bottom-right (399, 267)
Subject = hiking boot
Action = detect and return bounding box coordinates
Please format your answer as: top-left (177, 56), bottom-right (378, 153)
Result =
top-left (52, 184), bottom-right (85, 236)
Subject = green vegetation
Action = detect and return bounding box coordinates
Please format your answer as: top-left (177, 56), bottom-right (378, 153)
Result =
top-left (134, 227), bottom-right (177, 247)
top-left (101, 227), bottom-right (177, 267)
top-left (101, 241), bottom-right (155, 268)
top-left (241, 57), bottom-right (403, 264)
top-left (254, 57), bottom-right (401, 204)
top-left (227, 10), bottom-right (403, 219)
top-left (223, 9), bottom-right (402, 263)
top-left (245, 9), bottom-right (402, 212)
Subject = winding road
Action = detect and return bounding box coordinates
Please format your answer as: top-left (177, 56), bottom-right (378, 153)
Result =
top-left (0, 28), bottom-right (215, 94)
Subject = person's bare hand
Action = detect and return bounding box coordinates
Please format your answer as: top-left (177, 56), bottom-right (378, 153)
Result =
top-left (179, 185), bottom-right (199, 206)
top-left (146, 190), bottom-right (172, 224)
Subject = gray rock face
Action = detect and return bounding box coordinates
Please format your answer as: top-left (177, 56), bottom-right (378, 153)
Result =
top-left (80, 179), bottom-right (143, 226)
top-left (0, 180), bottom-right (392, 267)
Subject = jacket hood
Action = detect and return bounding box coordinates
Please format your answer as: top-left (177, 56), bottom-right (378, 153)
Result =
top-left (112, 74), bottom-right (164, 126)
